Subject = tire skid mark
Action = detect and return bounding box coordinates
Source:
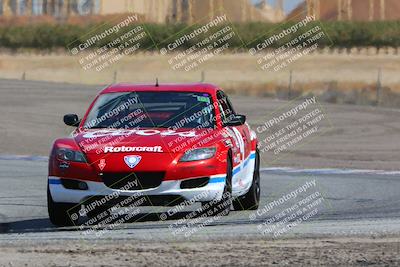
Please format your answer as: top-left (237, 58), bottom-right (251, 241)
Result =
top-left (0, 213), bottom-right (9, 233)
top-left (0, 155), bottom-right (48, 162)
top-left (261, 167), bottom-right (400, 176)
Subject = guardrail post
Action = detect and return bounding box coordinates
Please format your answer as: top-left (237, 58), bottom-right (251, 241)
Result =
top-left (200, 70), bottom-right (205, 82)
top-left (376, 68), bottom-right (382, 106)
top-left (113, 71), bottom-right (117, 83)
top-left (288, 69), bottom-right (293, 100)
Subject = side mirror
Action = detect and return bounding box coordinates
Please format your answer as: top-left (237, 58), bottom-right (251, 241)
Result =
top-left (63, 114), bottom-right (80, 127)
top-left (225, 114), bottom-right (246, 127)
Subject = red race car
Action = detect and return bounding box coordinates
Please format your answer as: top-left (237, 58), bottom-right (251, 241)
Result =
top-left (47, 83), bottom-right (260, 226)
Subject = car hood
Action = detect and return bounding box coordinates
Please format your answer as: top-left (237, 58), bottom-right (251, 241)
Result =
top-left (73, 128), bottom-right (221, 155)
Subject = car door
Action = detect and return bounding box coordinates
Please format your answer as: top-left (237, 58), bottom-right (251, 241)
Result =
top-left (217, 90), bottom-right (254, 194)
top-left (217, 90), bottom-right (251, 165)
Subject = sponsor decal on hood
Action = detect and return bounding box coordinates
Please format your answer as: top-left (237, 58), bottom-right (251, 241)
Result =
top-left (81, 129), bottom-right (196, 139)
top-left (103, 146), bottom-right (163, 153)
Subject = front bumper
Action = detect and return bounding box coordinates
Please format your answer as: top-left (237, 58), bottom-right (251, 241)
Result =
top-left (48, 174), bottom-right (227, 205)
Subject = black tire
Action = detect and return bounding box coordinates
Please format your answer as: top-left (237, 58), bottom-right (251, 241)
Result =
top-left (47, 184), bottom-right (80, 227)
top-left (202, 156), bottom-right (233, 216)
top-left (233, 149), bottom-right (261, 211)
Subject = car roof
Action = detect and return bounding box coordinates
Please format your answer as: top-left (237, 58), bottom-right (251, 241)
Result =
top-left (100, 83), bottom-right (220, 95)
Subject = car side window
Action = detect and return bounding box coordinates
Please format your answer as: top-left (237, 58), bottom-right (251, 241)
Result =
top-left (217, 96), bottom-right (227, 125)
top-left (225, 95), bottom-right (236, 115)
top-left (217, 91), bottom-right (235, 126)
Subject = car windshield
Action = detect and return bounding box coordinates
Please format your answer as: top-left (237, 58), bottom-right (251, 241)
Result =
top-left (83, 91), bottom-right (215, 129)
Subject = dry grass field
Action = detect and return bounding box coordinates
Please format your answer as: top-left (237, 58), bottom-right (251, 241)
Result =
top-left (0, 52), bottom-right (399, 88)
top-left (1, 52), bottom-right (400, 107)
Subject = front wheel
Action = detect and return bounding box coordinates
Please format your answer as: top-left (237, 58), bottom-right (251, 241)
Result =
top-left (47, 184), bottom-right (80, 227)
top-left (233, 149), bottom-right (261, 210)
top-left (202, 157), bottom-right (233, 217)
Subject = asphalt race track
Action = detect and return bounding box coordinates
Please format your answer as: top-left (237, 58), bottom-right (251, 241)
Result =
top-left (0, 79), bottom-right (399, 243)
top-left (1, 158), bottom-right (400, 241)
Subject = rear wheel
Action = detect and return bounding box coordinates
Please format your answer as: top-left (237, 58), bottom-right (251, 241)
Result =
top-left (202, 157), bottom-right (232, 216)
top-left (47, 184), bottom-right (80, 227)
top-left (233, 149), bottom-right (261, 210)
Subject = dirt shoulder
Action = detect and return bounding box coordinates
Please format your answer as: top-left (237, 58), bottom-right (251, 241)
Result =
top-left (0, 236), bottom-right (399, 266)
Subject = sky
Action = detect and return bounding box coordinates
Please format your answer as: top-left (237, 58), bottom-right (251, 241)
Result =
top-left (252, 0), bottom-right (304, 14)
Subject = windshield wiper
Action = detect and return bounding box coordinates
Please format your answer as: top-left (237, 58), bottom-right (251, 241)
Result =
top-left (86, 126), bottom-right (116, 129)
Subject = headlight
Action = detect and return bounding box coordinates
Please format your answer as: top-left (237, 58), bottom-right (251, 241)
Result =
top-left (179, 147), bottom-right (216, 162)
top-left (56, 148), bottom-right (86, 163)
